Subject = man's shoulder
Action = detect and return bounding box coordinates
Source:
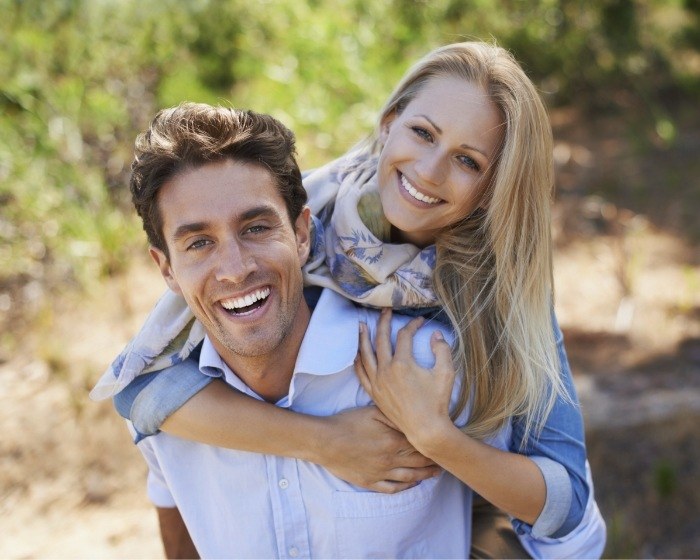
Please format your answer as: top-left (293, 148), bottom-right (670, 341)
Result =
top-left (358, 304), bottom-right (452, 335)
top-left (307, 288), bottom-right (453, 361)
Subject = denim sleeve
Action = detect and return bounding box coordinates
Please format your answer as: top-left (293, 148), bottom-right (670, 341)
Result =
top-left (510, 312), bottom-right (589, 539)
top-left (113, 356), bottom-right (213, 443)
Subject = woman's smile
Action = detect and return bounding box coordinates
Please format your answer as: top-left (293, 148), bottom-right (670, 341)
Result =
top-left (399, 172), bottom-right (443, 206)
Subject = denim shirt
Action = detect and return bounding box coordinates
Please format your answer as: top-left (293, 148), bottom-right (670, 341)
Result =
top-left (114, 290), bottom-right (589, 540)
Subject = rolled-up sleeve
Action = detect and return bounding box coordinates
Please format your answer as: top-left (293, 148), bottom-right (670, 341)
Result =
top-left (114, 356), bottom-right (214, 442)
top-left (510, 312), bottom-right (590, 538)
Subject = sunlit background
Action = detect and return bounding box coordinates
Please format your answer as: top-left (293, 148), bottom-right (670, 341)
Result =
top-left (1, 1), bottom-right (699, 557)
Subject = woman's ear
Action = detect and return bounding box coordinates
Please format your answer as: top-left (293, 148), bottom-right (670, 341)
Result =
top-left (379, 111), bottom-right (397, 144)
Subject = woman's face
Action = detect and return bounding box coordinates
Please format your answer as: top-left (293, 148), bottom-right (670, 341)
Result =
top-left (377, 75), bottom-right (503, 247)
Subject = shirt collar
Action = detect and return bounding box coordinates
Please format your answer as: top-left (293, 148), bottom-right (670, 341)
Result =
top-left (199, 336), bottom-right (224, 377)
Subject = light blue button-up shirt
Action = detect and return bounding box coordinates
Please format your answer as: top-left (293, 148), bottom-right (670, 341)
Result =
top-left (135, 289), bottom-right (490, 558)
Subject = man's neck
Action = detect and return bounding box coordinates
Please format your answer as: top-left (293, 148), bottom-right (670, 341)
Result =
top-left (218, 303), bottom-right (311, 403)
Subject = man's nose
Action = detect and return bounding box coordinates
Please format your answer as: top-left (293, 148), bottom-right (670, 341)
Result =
top-left (215, 240), bottom-right (257, 283)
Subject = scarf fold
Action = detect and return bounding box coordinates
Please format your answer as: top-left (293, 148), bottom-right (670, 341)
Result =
top-left (90, 149), bottom-right (438, 400)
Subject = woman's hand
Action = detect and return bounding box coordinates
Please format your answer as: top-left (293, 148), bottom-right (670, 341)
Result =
top-left (318, 406), bottom-right (441, 493)
top-left (355, 309), bottom-right (456, 451)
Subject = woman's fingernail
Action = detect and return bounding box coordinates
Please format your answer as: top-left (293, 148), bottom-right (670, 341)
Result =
top-left (433, 330), bottom-right (443, 341)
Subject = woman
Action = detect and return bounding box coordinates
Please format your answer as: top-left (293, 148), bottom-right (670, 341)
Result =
top-left (92, 42), bottom-right (604, 557)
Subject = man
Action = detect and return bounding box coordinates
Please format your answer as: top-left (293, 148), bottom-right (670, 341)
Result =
top-left (128, 103), bottom-right (473, 558)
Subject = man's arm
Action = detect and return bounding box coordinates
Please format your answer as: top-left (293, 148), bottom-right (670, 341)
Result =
top-left (157, 507), bottom-right (199, 559)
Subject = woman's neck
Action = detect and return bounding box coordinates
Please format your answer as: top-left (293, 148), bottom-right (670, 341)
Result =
top-left (390, 225), bottom-right (435, 248)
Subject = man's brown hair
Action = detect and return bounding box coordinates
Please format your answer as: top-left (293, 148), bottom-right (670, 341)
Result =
top-left (130, 103), bottom-right (307, 256)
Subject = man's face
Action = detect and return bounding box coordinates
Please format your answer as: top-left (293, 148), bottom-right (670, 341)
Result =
top-left (150, 159), bottom-right (311, 367)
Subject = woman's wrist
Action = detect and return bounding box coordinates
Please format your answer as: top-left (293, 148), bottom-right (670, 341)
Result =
top-left (409, 417), bottom-right (463, 459)
top-left (295, 414), bottom-right (337, 465)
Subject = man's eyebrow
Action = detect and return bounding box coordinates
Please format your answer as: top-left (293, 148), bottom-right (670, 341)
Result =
top-left (239, 205), bottom-right (280, 222)
top-left (172, 222), bottom-right (209, 242)
top-left (171, 205), bottom-right (282, 242)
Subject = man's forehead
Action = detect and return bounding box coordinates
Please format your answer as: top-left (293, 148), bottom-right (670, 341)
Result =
top-left (158, 160), bottom-right (286, 230)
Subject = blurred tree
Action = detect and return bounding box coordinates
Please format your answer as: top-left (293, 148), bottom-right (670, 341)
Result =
top-left (0, 0), bottom-right (697, 350)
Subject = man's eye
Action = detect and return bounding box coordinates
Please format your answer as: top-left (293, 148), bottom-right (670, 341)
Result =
top-left (187, 239), bottom-right (210, 250)
top-left (246, 225), bottom-right (268, 234)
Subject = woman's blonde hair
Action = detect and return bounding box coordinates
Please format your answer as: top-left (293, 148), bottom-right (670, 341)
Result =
top-left (371, 41), bottom-right (564, 446)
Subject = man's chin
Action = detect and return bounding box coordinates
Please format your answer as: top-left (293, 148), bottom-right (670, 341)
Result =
top-left (213, 329), bottom-right (284, 360)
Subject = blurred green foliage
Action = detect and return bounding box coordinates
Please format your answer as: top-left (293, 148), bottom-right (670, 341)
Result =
top-left (1, 0), bottom-right (698, 328)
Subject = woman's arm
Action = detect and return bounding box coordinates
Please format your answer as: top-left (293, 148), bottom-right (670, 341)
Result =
top-left (165, 381), bottom-right (441, 492)
top-left (507, 313), bottom-right (589, 538)
top-left (114, 359), bottom-right (440, 493)
top-left (356, 310), bottom-right (548, 524)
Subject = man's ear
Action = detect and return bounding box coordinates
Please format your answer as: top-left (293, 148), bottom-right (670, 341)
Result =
top-left (149, 246), bottom-right (183, 295)
top-left (379, 110), bottom-right (397, 144)
top-left (294, 207), bottom-right (312, 266)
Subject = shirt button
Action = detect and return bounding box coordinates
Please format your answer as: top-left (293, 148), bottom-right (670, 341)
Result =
top-left (289, 547), bottom-right (299, 557)
top-left (278, 478), bottom-right (289, 489)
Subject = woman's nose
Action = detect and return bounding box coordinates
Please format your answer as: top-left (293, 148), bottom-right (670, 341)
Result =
top-left (414, 152), bottom-right (446, 186)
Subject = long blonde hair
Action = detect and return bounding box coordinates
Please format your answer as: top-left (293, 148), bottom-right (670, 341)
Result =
top-left (371, 42), bottom-right (564, 446)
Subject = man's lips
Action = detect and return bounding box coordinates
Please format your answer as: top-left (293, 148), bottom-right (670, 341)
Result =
top-left (220, 287), bottom-right (271, 315)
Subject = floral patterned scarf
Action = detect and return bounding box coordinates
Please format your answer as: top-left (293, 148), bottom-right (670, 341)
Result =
top-left (90, 150), bottom-right (438, 400)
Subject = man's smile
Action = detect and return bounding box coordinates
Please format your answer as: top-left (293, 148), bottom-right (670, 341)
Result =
top-left (219, 286), bottom-right (271, 316)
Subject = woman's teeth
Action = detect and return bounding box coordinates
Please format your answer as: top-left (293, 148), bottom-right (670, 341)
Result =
top-left (221, 287), bottom-right (270, 311)
top-left (400, 174), bottom-right (440, 205)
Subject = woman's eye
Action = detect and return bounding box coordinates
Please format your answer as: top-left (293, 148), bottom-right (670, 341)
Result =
top-left (411, 126), bottom-right (433, 142)
top-left (458, 154), bottom-right (480, 172)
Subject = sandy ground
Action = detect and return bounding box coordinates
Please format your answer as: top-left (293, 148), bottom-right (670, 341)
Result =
top-left (1, 220), bottom-right (699, 558)
top-left (0, 260), bottom-right (165, 559)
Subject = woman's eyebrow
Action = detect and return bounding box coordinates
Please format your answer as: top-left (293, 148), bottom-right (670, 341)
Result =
top-left (417, 114), bottom-right (490, 159)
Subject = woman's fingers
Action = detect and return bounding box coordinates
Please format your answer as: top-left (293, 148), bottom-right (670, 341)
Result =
top-left (431, 330), bottom-right (457, 387)
top-left (365, 466), bottom-right (442, 494)
top-left (374, 308), bottom-right (394, 363)
top-left (431, 330), bottom-right (452, 367)
top-left (395, 316), bottom-right (425, 356)
top-left (354, 352), bottom-right (373, 397)
top-left (356, 322), bottom-right (378, 396)
top-left (369, 480), bottom-right (417, 494)
top-left (358, 322), bottom-right (377, 371)
top-left (386, 466), bottom-right (442, 483)
top-left (377, 310), bottom-right (427, 360)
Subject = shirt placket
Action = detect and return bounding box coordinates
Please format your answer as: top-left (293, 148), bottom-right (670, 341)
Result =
top-left (266, 455), bottom-right (311, 558)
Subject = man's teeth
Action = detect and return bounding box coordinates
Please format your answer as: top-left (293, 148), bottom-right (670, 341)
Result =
top-left (400, 174), bottom-right (440, 205)
top-left (221, 288), bottom-right (270, 310)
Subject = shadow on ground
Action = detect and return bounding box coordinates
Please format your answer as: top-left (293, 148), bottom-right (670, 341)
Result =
top-left (566, 329), bottom-right (700, 558)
